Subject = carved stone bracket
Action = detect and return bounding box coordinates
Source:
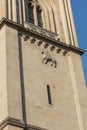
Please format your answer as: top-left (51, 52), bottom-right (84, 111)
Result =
top-left (22, 34), bottom-right (69, 56)
top-left (22, 33), bottom-right (69, 57)
top-left (56, 48), bottom-right (61, 53)
top-left (23, 35), bottom-right (29, 41)
top-left (30, 38), bottom-right (36, 44)
top-left (62, 50), bottom-right (68, 56)
top-left (44, 43), bottom-right (49, 49)
top-left (50, 46), bottom-right (55, 51)
top-left (37, 40), bottom-right (43, 46)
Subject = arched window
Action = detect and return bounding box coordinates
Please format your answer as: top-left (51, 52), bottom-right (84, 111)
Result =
top-left (36, 6), bottom-right (43, 27)
top-left (25, 0), bottom-right (43, 27)
top-left (25, 0), bottom-right (34, 24)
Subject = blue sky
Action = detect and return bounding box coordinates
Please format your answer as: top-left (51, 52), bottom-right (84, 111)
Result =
top-left (71, 0), bottom-right (87, 86)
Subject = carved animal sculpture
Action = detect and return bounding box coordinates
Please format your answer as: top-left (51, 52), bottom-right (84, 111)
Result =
top-left (42, 51), bottom-right (57, 68)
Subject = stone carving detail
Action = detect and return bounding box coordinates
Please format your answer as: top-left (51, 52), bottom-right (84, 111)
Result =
top-left (50, 46), bottom-right (55, 51)
top-left (62, 50), bottom-right (68, 56)
top-left (24, 22), bottom-right (59, 41)
top-left (23, 35), bottom-right (29, 41)
top-left (37, 40), bottom-right (42, 46)
top-left (42, 51), bottom-right (57, 68)
top-left (44, 43), bottom-right (49, 48)
top-left (22, 34), bottom-right (68, 57)
top-left (30, 38), bottom-right (36, 44)
top-left (56, 48), bottom-right (61, 53)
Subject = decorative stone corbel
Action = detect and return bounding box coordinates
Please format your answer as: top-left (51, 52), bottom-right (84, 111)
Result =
top-left (30, 38), bottom-right (36, 44)
top-left (63, 50), bottom-right (68, 56)
top-left (56, 48), bottom-right (61, 53)
top-left (50, 46), bottom-right (55, 51)
top-left (23, 35), bottom-right (29, 41)
top-left (44, 44), bottom-right (49, 49)
top-left (37, 40), bottom-right (43, 46)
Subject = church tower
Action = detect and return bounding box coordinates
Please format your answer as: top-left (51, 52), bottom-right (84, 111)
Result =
top-left (0, 0), bottom-right (87, 130)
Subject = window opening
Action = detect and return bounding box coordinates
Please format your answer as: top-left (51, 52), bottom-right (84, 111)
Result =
top-left (16, 0), bottom-right (20, 23)
top-left (47, 85), bottom-right (52, 105)
top-left (36, 6), bottom-right (43, 27)
top-left (26, 0), bottom-right (34, 24)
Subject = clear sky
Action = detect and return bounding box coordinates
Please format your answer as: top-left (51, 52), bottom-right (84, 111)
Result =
top-left (71, 0), bottom-right (87, 86)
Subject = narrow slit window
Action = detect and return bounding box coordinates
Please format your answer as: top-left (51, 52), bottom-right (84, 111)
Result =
top-left (47, 85), bottom-right (52, 105)
top-left (26, 1), bottom-right (34, 24)
top-left (36, 6), bottom-right (43, 27)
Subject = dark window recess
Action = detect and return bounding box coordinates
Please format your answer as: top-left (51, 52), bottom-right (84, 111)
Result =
top-left (47, 85), bottom-right (52, 105)
top-left (36, 6), bottom-right (43, 27)
top-left (16, 0), bottom-right (20, 23)
top-left (26, 2), bottom-right (34, 24)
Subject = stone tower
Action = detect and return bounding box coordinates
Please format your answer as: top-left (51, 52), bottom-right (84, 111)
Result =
top-left (0, 0), bottom-right (87, 130)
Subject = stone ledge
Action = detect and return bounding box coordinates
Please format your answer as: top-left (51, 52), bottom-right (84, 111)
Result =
top-left (0, 117), bottom-right (48, 130)
top-left (0, 18), bottom-right (85, 55)
top-left (0, 117), bottom-right (25, 130)
top-left (24, 21), bottom-right (59, 41)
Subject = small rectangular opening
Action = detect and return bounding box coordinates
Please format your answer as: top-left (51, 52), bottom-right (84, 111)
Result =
top-left (47, 85), bottom-right (52, 105)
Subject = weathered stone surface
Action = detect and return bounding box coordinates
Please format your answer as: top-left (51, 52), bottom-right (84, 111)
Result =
top-left (0, 1), bottom-right (87, 130)
top-left (0, 0), bottom-right (78, 46)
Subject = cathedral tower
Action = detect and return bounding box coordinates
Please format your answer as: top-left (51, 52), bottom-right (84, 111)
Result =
top-left (0, 0), bottom-right (87, 130)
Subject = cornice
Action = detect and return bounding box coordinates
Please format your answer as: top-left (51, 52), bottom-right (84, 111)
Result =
top-left (0, 18), bottom-right (85, 55)
top-left (0, 117), bottom-right (48, 130)
top-left (0, 117), bottom-right (25, 130)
